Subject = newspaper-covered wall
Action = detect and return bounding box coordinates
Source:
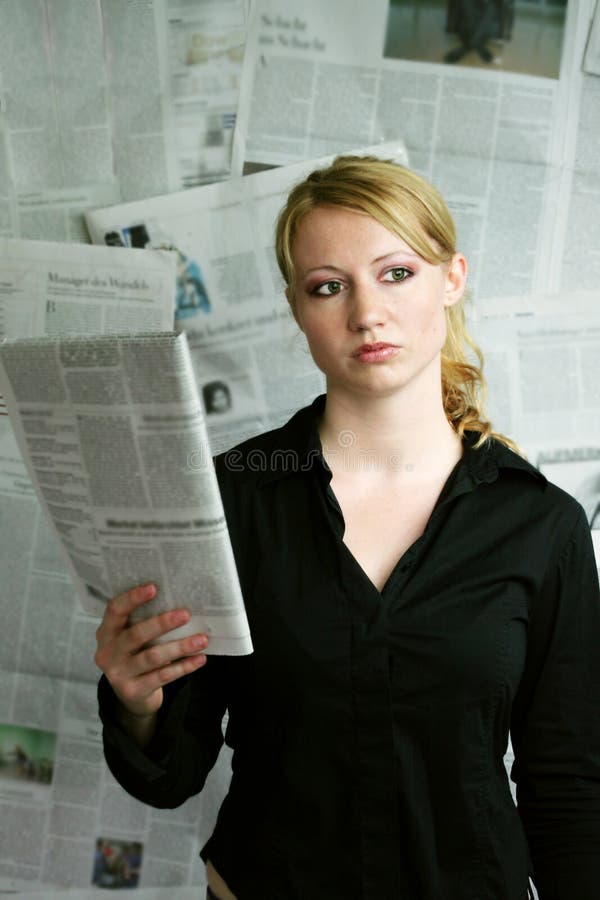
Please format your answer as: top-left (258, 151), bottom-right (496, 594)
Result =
top-left (1, 0), bottom-right (599, 894)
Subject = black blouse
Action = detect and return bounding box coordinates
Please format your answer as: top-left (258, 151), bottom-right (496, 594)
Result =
top-left (98, 396), bottom-right (600, 900)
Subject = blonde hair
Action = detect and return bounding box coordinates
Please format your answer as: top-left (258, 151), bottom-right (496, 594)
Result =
top-left (275, 155), bottom-right (516, 451)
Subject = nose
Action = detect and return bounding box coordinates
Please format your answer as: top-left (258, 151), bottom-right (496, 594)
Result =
top-left (347, 282), bottom-right (387, 332)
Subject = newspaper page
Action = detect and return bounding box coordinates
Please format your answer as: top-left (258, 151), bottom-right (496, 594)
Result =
top-left (232, 0), bottom-right (590, 305)
top-left (84, 142), bottom-right (408, 453)
top-left (527, 0), bottom-right (600, 295)
top-left (0, 238), bottom-right (177, 342)
top-left (0, 330), bottom-right (251, 656)
top-left (13, 185), bottom-right (123, 244)
top-left (100, 0), bottom-right (246, 198)
top-left (470, 290), bottom-right (600, 447)
top-left (234, 0), bottom-right (578, 170)
top-left (554, 12), bottom-right (600, 297)
top-left (0, 0), bottom-right (119, 240)
top-left (558, 72), bottom-right (600, 292)
top-left (0, 0), bottom-right (246, 241)
top-left (584, 0), bottom-right (600, 75)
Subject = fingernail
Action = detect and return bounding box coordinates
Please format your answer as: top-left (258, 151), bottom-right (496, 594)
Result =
top-left (191, 635), bottom-right (207, 649)
top-left (172, 609), bottom-right (188, 625)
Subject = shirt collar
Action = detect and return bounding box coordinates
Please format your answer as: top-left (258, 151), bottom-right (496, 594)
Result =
top-left (461, 430), bottom-right (546, 487)
top-left (256, 394), bottom-right (546, 490)
top-left (256, 395), bottom-right (327, 486)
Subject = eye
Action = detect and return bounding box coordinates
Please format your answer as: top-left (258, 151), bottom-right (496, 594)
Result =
top-left (313, 280), bottom-right (343, 296)
top-left (382, 266), bottom-right (412, 283)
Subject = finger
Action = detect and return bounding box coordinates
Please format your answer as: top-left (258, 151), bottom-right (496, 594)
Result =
top-left (131, 632), bottom-right (210, 678)
top-left (97, 627), bottom-right (208, 688)
top-left (97, 583), bottom-right (157, 642)
top-left (120, 606), bottom-right (194, 655)
top-left (94, 608), bottom-right (201, 677)
top-left (119, 648), bottom-right (209, 707)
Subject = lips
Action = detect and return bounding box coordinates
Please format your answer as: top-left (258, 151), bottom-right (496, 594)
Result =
top-left (352, 342), bottom-right (400, 363)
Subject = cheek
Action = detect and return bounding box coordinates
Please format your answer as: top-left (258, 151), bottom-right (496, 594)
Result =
top-left (300, 319), bottom-right (342, 371)
top-left (303, 326), bottom-right (334, 359)
top-left (299, 308), bottom-right (336, 343)
top-left (419, 303), bottom-right (447, 341)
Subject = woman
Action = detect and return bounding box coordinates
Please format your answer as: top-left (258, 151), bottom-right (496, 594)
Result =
top-left (95, 156), bottom-right (600, 900)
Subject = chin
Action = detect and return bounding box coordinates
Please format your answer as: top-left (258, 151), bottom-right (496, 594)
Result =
top-left (330, 376), bottom-right (409, 398)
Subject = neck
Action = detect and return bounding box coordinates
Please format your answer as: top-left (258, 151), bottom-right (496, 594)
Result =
top-left (319, 385), bottom-right (462, 477)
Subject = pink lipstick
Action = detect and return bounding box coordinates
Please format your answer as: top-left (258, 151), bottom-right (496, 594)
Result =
top-left (353, 342), bottom-right (400, 363)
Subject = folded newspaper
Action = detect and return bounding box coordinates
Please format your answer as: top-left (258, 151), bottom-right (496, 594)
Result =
top-left (0, 330), bottom-right (252, 655)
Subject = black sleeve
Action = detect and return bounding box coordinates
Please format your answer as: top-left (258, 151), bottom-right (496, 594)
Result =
top-left (98, 654), bottom-right (232, 809)
top-left (510, 508), bottom-right (600, 899)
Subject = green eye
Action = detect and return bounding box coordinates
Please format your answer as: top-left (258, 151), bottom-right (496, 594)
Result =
top-left (315, 280), bottom-right (342, 295)
top-left (385, 267), bottom-right (411, 282)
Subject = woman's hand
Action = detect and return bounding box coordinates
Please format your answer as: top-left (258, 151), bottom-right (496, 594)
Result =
top-left (94, 583), bottom-right (210, 721)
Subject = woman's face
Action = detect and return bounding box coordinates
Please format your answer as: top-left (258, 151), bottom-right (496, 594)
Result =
top-left (288, 205), bottom-right (466, 401)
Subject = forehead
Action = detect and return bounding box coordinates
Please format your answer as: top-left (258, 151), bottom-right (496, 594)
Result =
top-left (291, 205), bottom-right (412, 260)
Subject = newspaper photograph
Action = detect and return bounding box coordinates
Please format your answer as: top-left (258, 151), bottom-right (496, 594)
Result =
top-left (0, 331), bottom-right (252, 656)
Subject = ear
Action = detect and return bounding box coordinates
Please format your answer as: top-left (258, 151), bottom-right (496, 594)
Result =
top-left (443, 253), bottom-right (467, 307)
top-left (286, 286), bottom-right (304, 331)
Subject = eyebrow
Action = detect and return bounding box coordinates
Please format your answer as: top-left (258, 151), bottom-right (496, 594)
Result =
top-left (301, 250), bottom-right (421, 277)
